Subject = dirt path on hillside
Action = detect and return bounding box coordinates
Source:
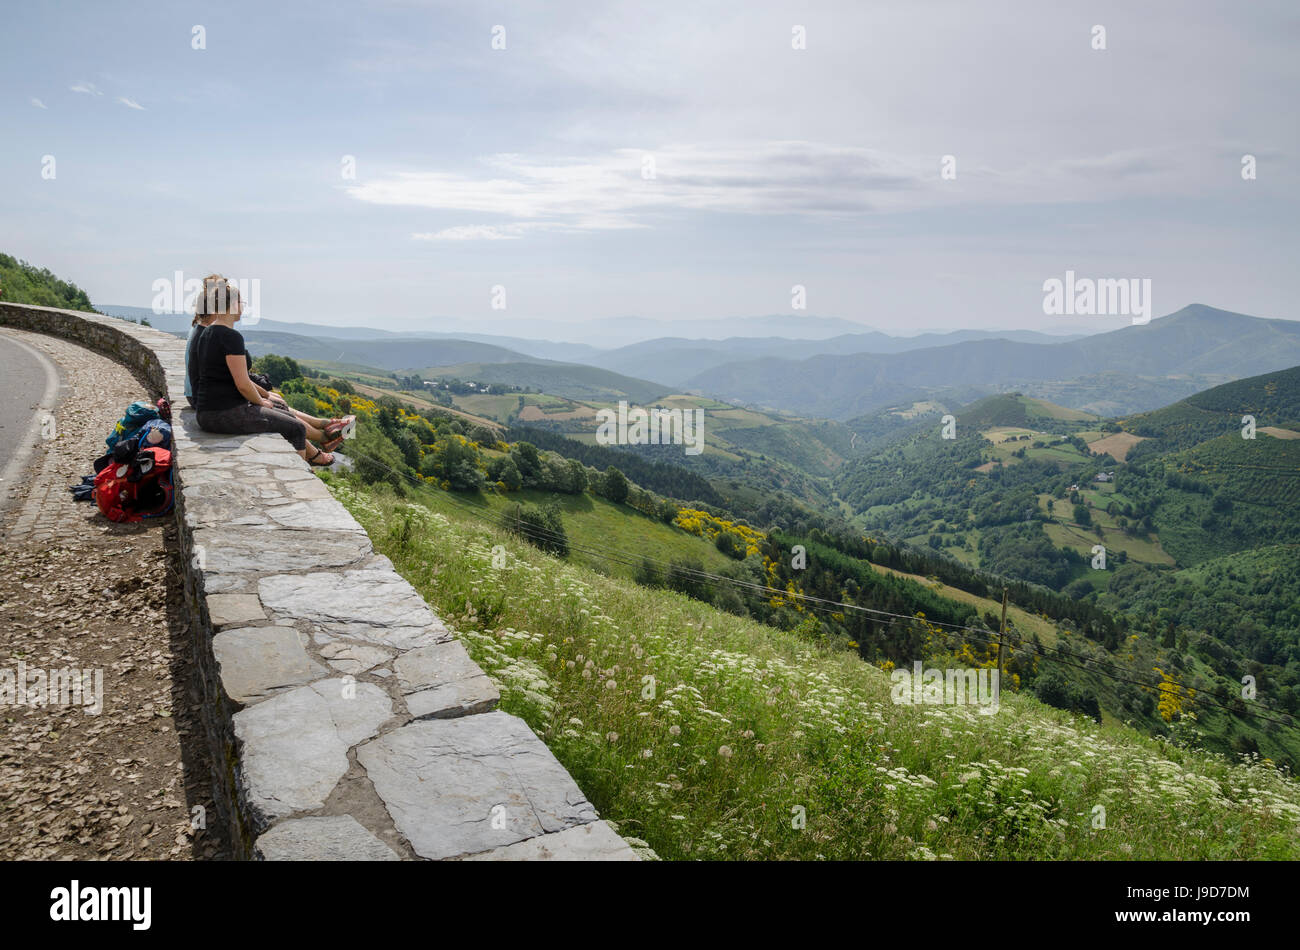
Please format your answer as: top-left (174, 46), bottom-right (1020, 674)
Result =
top-left (0, 328), bottom-right (227, 860)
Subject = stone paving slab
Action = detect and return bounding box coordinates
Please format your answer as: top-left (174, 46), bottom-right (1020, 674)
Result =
top-left (254, 815), bottom-right (402, 861)
top-left (461, 820), bottom-right (641, 861)
top-left (396, 640), bottom-right (500, 719)
top-left (258, 570), bottom-right (451, 650)
top-left (357, 711), bottom-right (600, 860)
top-left (235, 679), bottom-right (392, 829)
top-left (213, 625), bottom-right (327, 706)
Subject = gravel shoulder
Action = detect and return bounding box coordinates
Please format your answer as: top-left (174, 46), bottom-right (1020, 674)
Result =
top-left (0, 327), bottom-right (227, 860)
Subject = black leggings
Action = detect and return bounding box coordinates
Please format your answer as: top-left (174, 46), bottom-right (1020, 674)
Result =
top-left (196, 403), bottom-right (307, 451)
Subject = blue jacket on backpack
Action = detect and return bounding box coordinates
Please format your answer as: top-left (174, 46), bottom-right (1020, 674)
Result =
top-left (106, 401), bottom-right (161, 450)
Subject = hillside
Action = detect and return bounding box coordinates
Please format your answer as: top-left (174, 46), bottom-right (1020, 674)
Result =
top-left (830, 368), bottom-right (1300, 764)
top-left (325, 476), bottom-right (1300, 859)
top-left (1123, 365), bottom-right (1300, 456)
top-left (265, 357), bottom-right (1300, 775)
top-left (958, 393), bottom-right (1099, 430)
top-left (687, 305), bottom-right (1300, 420)
top-left (0, 253), bottom-right (95, 312)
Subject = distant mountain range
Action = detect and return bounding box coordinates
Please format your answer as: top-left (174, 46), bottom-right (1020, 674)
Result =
top-left (96, 307), bottom-right (891, 348)
top-left (97, 304), bottom-right (1085, 386)
top-left (585, 329), bottom-right (1086, 387)
top-left (96, 306), bottom-right (1081, 361)
top-left (96, 302), bottom-right (1299, 421)
top-left (684, 305), bottom-right (1300, 419)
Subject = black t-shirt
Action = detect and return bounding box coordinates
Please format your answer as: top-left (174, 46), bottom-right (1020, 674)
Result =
top-left (186, 324), bottom-right (207, 403)
top-left (195, 324), bottom-right (249, 412)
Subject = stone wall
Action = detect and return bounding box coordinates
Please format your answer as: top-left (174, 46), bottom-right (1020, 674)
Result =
top-left (0, 303), bottom-right (637, 861)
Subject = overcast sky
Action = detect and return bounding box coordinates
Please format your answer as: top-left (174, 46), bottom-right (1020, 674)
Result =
top-left (3, 0), bottom-right (1297, 337)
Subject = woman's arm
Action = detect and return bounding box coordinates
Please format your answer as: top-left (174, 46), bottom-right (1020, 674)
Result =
top-left (252, 380), bottom-right (292, 409)
top-left (226, 354), bottom-right (274, 407)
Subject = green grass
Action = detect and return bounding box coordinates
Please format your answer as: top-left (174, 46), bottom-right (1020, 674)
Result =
top-left (868, 561), bottom-right (1059, 647)
top-left (1043, 520), bottom-right (1174, 567)
top-left (379, 483), bottom-right (739, 581)
top-left (981, 428), bottom-right (1090, 469)
top-left (1038, 493), bottom-right (1175, 566)
top-left (451, 393), bottom-right (521, 419)
top-left (1023, 397), bottom-right (1098, 422)
top-left (328, 476), bottom-right (1300, 860)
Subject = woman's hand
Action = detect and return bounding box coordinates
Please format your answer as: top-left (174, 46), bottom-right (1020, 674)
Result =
top-left (260, 397), bottom-right (277, 409)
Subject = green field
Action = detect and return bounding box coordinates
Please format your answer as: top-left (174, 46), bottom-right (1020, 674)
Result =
top-left (377, 482), bottom-right (740, 581)
top-left (1022, 397), bottom-right (1098, 422)
top-left (452, 393), bottom-right (522, 419)
top-left (1038, 492), bottom-right (1175, 565)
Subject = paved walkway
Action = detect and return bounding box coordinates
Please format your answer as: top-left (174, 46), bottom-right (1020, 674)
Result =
top-left (0, 327), bottom-right (225, 860)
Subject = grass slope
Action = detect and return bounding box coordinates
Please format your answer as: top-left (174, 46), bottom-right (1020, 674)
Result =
top-left (329, 476), bottom-right (1300, 860)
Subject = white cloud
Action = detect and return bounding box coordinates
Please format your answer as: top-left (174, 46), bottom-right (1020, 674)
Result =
top-left (30, 97), bottom-right (47, 109)
top-left (413, 224), bottom-right (532, 241)
top-left (350, 142), bottom-right (931, 234)
top-left (117, 96), bottom-right (145, 111)
top-left (69, 81), bottom-right (101, 96)
top-left (350, 140), bottom-right (1217, 238)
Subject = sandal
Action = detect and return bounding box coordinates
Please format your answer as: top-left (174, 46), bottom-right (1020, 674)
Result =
top-left (319, 435), bottom-right (344, 453)
top-left (325, 415), bottom-right (357, 441)
top-left (306, 446), bottom-right (335, 467)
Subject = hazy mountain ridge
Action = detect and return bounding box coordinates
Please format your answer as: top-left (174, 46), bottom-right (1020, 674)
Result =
top-left (586, 328), bottom-right (1087, 386)
top-left (686, 305), bottom-right (1300, 420)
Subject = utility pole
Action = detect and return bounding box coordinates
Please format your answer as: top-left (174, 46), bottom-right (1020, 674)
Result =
top-left (997, 588), bottom-right (1008, 678)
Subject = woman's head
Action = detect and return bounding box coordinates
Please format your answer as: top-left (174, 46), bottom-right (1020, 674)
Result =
top-left (194, 274), bottom-right (242, 325)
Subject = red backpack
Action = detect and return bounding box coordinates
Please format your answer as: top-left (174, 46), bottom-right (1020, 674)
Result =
top-left (93, 447), bottom-right (175, 523)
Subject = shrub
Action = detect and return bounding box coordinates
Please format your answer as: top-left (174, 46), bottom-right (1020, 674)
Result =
top-left (501, 501), bottom-right (568, 556)
top-left (421, 436), bottom-right (485, 492)
top-left (252, 353), bottom-right (303, 387)
top-left (602, 466), bottom-right (630, 504)
top-left (349, 422), bottom-right (409, 494)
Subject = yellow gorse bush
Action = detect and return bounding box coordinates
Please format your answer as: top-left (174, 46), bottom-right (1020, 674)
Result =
top-left (1152, 667), bottom-right (1197, 723)
top-left (674, 508), bottom-right (764, 557)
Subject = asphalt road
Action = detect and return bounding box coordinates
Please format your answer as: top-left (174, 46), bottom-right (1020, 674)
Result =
top-left (0, 329), bottom-right (61, 521)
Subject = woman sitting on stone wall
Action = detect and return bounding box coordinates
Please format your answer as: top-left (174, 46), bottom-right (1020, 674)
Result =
top-left (184, 278), bottom-right (351, 442)
top-left (191, 275), bottom-right (348, 466)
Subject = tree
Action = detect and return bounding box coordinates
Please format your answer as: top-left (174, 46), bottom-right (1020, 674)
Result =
top-left (491, 457), bottom-right (522, 491)
top-left (1073, 503), bottom-right (1092, 526)
top-left (350, 422), bottom-right (409, 494)
top-left (603, 465), bottom-right (629, 504)
top-left (422, 436), bottom-right (484, 491)
top-left (501, 501), bottom-right (568, 556)
top-left (715, 530), bottom-right (742, 559)
top-left (468, 425), bottom-right (497, 447)
top-left (252, 353), bottom-right (304, 387)
top-left (392, 428), bottom-right (421, 470)
top-left (510, 442), bottom-right (543, 485)
top-left (566, 458), bottom-right (588, 494)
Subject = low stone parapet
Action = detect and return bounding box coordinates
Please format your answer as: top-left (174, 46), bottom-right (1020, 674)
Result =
top-left (0, 303), bottom-right (636, 861)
